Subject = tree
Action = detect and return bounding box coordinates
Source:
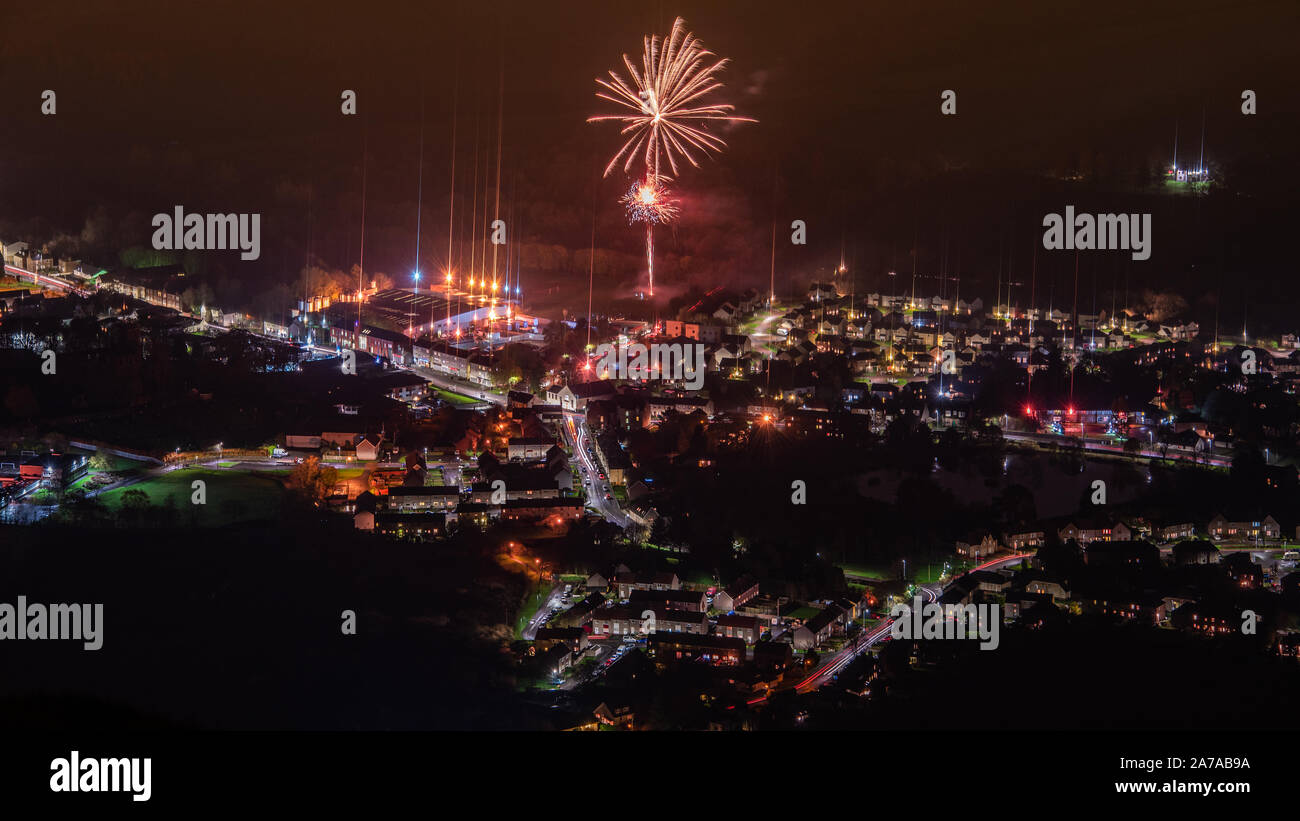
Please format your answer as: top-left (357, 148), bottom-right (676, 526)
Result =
top-left (117, 488), bottom-right (153, 526)
top-left (289, 457), bottom-right (337, 505)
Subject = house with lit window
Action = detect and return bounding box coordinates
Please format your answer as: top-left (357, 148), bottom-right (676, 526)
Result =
top-left (716, 614), bottom-right (762, 644)
top-left (1207, 513), bottom-right (1280, 541)
top-left (629, 588), bottom-right (707, 613)
top-left (386, 485), bottom-right (461, 512)
top-left (713, 574), bottom-right (759, 613)
top-left (792, 604), bottom-right (844, 651)
top-left (956, 532), bottom-right (1000, 559)
top-left (647, 633), bottom-right (746, 666)
top-left (1058, 517), bottom-right (1131, 546)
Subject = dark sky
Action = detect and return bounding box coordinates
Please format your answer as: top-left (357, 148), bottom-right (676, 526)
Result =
top-left (1, 0), bottom-right (1297, 323)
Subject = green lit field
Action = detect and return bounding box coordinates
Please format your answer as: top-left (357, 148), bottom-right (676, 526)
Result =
top-left (96, 468), bottom-right (286, 523)
top-left (432, 387), bottom-right (478, 406)
top-left (837, 563), bottom-right (890, 581)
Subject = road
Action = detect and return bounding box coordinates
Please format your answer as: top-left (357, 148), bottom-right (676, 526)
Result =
top-left (781, 552), bottom-right (1034, 698)
top-left (561, 413), bottom-right (631, 527)
top-left (4, 264), bottom-right (90, 297)
top-left (1002, 430), bottom-right (1231, 468)
top-left (521, 582), bottom-right (565, 641)
top-left (747, 310), bottom-right (786, 357)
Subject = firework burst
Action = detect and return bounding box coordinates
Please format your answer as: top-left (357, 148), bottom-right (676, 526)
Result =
top-left (589, 16), bottom-right (754, 180)
top-left (621, 178), bottom-right (678, 225)
top-left (590, 17), bottom-right (752, 297)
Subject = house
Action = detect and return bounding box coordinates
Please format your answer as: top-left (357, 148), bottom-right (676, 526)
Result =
top-left (792, 605), bottom-right (844, 650)
top-left (538, 644), bottom-right (573, 678)
top-left (355, 438), bottom-right (381, 461)
top-left (629, 588), bottom-right (707, 613)
top-left (1077, 589), bottom-right (1166, 624)
top-left (553, 593), bottom-right (605, 628)
top-left (1175, 603), bottom-right (1238, 635)
top-left (716, 614), bottom-right (762, 644)
top-left (352, 490), bottom-right (378, 530)
top-left (648, 609), bottom-right (709, 635)
top-left (962, 570), bottom-right (1011, 594)
top-left (645, 396), bottom-right (714, 422)
top-left (373, 512), bottom-right (448, 540)
top-left (614, 571), bottom-right (681, 600)
top-left (1222, 552), bottom-right (1264, 588)
top-left (387, 485), bottom-right (461, 512)
top-left (553, 380), bottom-right (617, 412)
top-left (956, 532), bottom-right (1000, 559)
top-left (1083, 540), bottom-right (1159, 569)
top-left (321, 430), bottom-right (365, 449)
top-left (379, 372), bottom-right (428, 403)
top-left (752, 641), bottom-right (793, 674)
top-left (739, 596), bottom-right (783, 626)
top-left (501, 497), bottom-right (585, 526)
top-left (593, 702), bottom-right (635, 729)
top-left (1058, 518), bottom-right (1131, 546)
top-left (534, 627), bottom-right (589, 654)
top-left (1155, 521), bottom-right (1196, 543)
top-left (1207, 513), bottom-right (1280, 541)
top-left (647, 633), bottom-right (746, 667)
top-left (1171, 540), bottom-right (1219, 565)
top-left (713, 574), bottom-right (758, 613)
top-left (1014, 571), bottom-right (1070, 600)
top-left (585, 572), bottom-right (609, 591)
top-left (1004, 527), bottom-right (1046, 551)
top-left (588, 607), bottom-right (647, 636)
top-left (507, 437), bottom-right (554, 462)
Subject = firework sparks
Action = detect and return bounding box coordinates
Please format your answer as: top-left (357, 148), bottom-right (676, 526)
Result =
top-left (619, 179), bottom-right (676, 296)
top-left (589, 16), bottom-right (754, 180)
top-left (620, 178), bottom-right (678, 225)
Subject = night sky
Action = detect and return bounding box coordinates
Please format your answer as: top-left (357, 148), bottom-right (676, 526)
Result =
top-left (1, 0), bottom-right (1297, 324)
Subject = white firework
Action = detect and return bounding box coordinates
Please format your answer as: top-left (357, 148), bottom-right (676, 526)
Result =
top-left (589, 16), bottom-right (754, 180)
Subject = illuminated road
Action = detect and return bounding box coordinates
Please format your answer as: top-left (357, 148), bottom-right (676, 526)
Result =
top-left (521, 583), bottom-right (565, 641)
top-left (1002, 430), bottom-right (1231, 468)
top-left (562, 413), bottom-right (630, 527)
top-left (4, 264), bottom-right (90, 296)
top-left (748, 552), bottom-right (1036, 704)
top-left (748, 310), bottom-right (785, 356)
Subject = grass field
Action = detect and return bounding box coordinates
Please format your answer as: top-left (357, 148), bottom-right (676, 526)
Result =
top-left (784, 605), bottom-right (822, 621)
top-left (432, 387), bottom-right (478, 406)
top-left (837, 563), bottom-right (890, 581)
top-left (97, 468), bottom-right (286, 524)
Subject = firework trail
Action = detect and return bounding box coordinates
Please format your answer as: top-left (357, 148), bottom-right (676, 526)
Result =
top-left (620, 178), bottom-right (678, 297)
top-left (589, 17), bottom-right (753, 297)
